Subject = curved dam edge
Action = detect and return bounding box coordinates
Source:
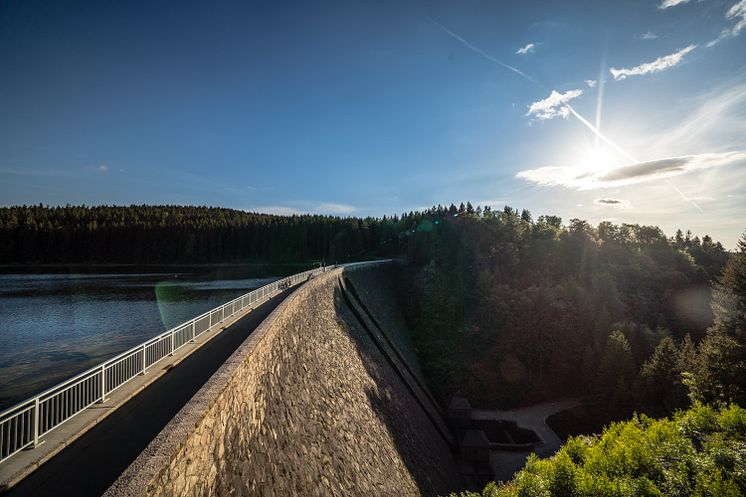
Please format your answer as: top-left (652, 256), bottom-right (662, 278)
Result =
top-left (103, 271), bottom-right (315, 497)
top-left (106, 265), bottom-right (462, 497)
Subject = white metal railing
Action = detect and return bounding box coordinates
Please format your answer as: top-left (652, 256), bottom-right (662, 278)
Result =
top-left (0, 261), bottom-right (392, 465)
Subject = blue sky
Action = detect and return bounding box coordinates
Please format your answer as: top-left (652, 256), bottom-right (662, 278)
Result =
top-left (1, 0), bottom-right (745, 246)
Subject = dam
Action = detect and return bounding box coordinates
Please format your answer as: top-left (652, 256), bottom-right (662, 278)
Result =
top-left (1, 262), bottom-right (463, 496)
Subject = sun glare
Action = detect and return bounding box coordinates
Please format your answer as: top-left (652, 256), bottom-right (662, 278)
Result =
top-left (578, 147), bottom-right (620, 172)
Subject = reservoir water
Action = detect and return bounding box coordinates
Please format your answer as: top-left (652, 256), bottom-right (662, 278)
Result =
top-left (0, 267), bottom-right (286, 410)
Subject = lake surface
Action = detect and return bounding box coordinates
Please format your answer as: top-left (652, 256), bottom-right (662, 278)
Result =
top-left (0, 269), bottom-right (283, 410)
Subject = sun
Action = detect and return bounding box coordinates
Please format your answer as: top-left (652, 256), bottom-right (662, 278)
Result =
top-left (578, 147), bottom-right (621, 172)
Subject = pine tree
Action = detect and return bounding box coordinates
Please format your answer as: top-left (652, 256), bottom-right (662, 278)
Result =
top-left (594, 330), bottom-right (635, 419)
top-left (520, 209), bottom-right (533, 224)
top-left (639, 336), bottom-right (688, 416)
top-left (687, 230), bottom-right (746, 405)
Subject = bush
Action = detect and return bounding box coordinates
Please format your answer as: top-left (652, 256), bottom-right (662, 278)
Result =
top-left (446, 404), bottom-right (746, 497)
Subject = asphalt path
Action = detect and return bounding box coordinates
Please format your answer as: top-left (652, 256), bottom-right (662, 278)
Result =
top-left (3, 288), bottom-right (293, 497)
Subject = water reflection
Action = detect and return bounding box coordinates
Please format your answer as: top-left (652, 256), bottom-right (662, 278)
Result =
top-left (0, 270), bottom-right (280, 409)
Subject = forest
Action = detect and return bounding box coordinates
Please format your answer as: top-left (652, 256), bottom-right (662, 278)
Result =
top-left (396, 203), bottom-right (739, 424)
top-left (3, 203), bottom-right (740, 420)
top-left (0, 204), bottom-right (401, 264)
top-left (395, 205), bottom-right (745, 496)
top-left (3, 203), bottom-right (745, 494)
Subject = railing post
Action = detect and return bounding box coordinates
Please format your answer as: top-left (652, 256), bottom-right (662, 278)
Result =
top-left (190, 321), bottom-right (196, 343)
top-left (141, 343), bottom-right (147, 375)
top-left (170, 331), bottom-right (174, 356)
top-left (99, 364), bottom-right (107, 403)
top-left (33, 397), bottom-right (40, 447)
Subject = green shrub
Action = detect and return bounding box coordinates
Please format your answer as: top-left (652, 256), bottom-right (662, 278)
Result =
top-left (446, 404), bottom-right (746, 497)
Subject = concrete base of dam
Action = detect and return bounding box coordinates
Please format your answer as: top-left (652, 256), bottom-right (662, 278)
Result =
top-left (106, 265), bottom-right (462, 497)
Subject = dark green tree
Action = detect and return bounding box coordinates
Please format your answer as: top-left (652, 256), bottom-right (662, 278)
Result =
top-left (593, 330), bottom-right (635, 420)
top-left (687, 230), bottom-right (746, 405)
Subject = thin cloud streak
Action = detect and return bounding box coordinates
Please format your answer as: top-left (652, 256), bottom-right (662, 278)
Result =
top-left (639, 31), bottom-right (659, 40)
top-left (426, 16), bottom-right (707, 213)
top-left (610, 45), bottom-right (696, 80)
top-left (427, 17), bottom-right (711, 215)
top-left (670, 183), bottom-right (703, 212)
top-left (427, 17), bottom-right (543, 87)
top-left (565, 106), bottom-right (637, 163)
top-left (427, 17), bottom-right (637, 167)
top-left (707, 0), bottom-right (746, 47)
top-left (651, 80), bottom-right (746, 152)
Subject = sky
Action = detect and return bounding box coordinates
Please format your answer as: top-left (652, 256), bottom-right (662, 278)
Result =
top-left (1, 0), bottom-right (745, 247)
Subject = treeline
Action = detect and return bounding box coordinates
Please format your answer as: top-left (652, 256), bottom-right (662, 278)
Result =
top-left (395, 203), bottom-right (735, 424)
top-left (4, 203), bottom-right (742, 424)
top-left (0, 205), bottom-right (404, 264)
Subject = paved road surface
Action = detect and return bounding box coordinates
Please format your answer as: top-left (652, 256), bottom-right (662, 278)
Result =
top-left (3, 289), bottom-right (292, 497)
top-left (473, 398), bottom-right (582, 482)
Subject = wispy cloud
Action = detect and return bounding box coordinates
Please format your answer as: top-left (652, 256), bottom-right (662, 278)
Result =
top-left (610, 45), bottom-right (696, 80)
top-left (728, 0), bottom-right (746, 35)
top-left (316, 202), bottom-right (358, 215)
top-left (426, 17), bottom-right (543, 86)
top-left (659, 0), bottom-right (690, 9)
top-left (595, 198), bottom-right (632, 208)
top-left (516, 152), bottom-right (746, 190)
top-left (98, 165), bottom-right (108, 172)
top-left (427, 16), bottom-right (632, 164)
top-left (242, 202), bottom-right (358, 216)
top-left (516, 43), bottom-right (535, 55)
top-left (650, 80), bottom-right (746, 153)
top-left (526, 89), bottom-right (584, 120)
top-left (476, 198), bottom-right (507, 209)
top-left (707, 0), bottom-right (746, 47)
top-left (584, 79), bottom-right (597, 88)
top-left (243, 205), bottom-right (304, 216)
top-left (638, 31), bottom-right (659, 40)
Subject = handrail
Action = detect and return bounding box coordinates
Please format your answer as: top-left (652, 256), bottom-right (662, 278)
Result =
top-left (0, 259), bottom-right (389, 465)
top-left (0, 262), bottom-right (372, 465)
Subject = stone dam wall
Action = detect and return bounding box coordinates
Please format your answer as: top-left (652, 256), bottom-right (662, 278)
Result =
top-left (106, 265), bottom-right (462, 497)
